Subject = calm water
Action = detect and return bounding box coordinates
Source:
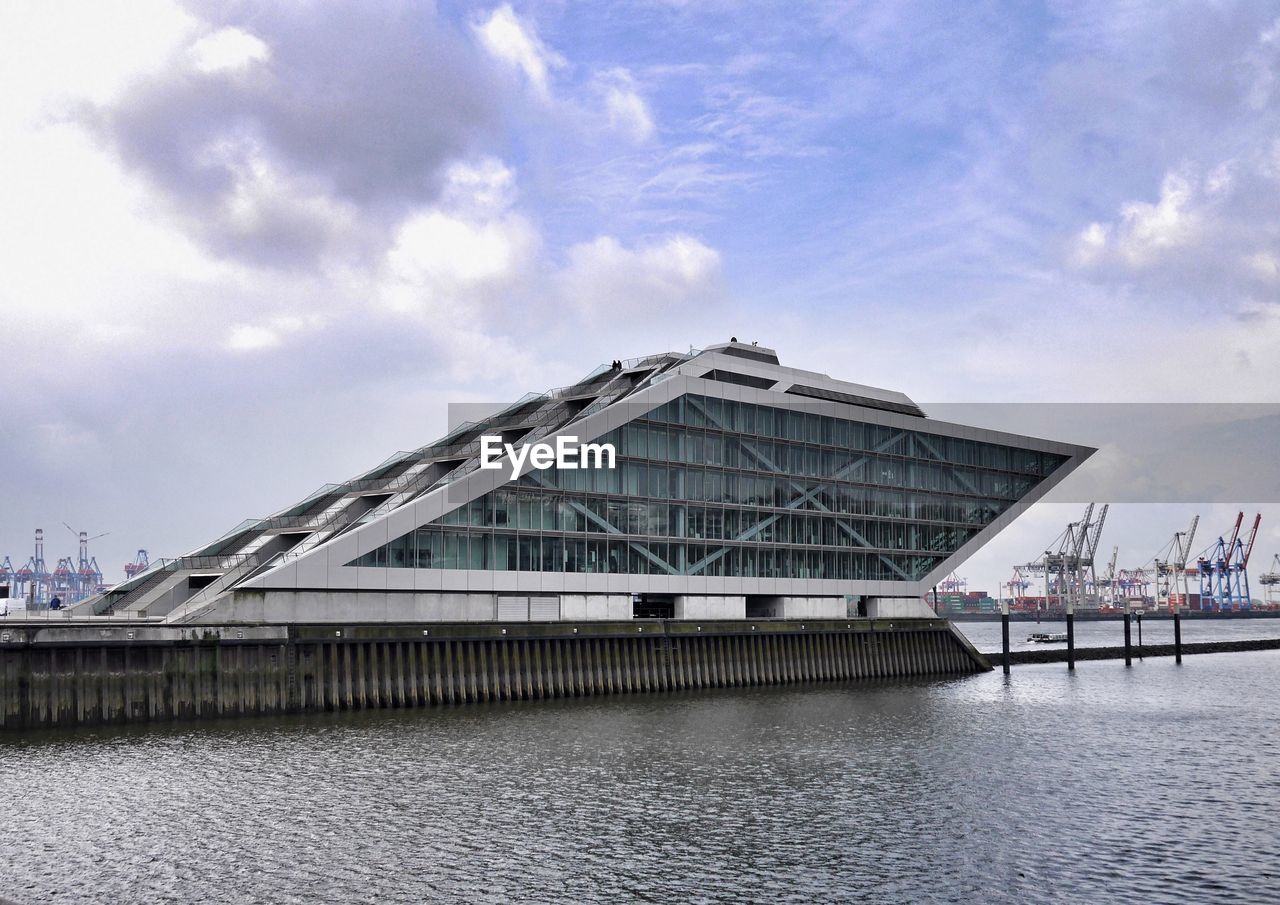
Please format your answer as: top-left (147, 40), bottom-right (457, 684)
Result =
top-left (956, 615), bottom-right (1280, 654)
top-left (3, 651), bottom-right (1280, 904)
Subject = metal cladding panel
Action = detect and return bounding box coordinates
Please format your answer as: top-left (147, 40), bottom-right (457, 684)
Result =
top-left (295, 548), bottom-right (329, 589)
top-left (490, 570), bottom-right (518, 592)
top-left (385, 569), bottom-right (415, 592)
top-left (497, 596), bottom-right (529, 621)
top-left (355, 566), bottom-right (388, 591)
top-left (529, 596), bottom-right (561, 621)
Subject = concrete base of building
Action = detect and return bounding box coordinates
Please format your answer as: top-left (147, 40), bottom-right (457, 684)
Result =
top-left (560, 594), bottom-right (632, 620)
top-left (865, 597), bottom-right (938, 620)
top-left (674, 595), bottom-right (746, 619)
top-left (192, 591), bottom-right (939, 625)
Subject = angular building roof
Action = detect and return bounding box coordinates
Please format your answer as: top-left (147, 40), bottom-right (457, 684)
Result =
top-left (89, 341), bottom-right (1093, 623)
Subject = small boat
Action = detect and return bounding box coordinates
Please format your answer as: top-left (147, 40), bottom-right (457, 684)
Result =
top-left (1027, 632), bottom-right (1069, 643)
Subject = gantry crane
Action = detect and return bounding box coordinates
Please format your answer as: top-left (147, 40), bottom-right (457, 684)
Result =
top-left (0, 556), bottom-right (15, 600)
top-left (17, 528), bottom-right (50, 607)
top-left (1004, 567), bottom-right (1031, 606)
top-left (63, 523), bottom-right (107, 600)
top-left (1155, 515), bottom-right (1198, 613)
top-left (940, 572), bottom-right (967, 594)
top-left (1096, 545), bottom-right (1119, 607)
top-left (1197, 512), bottom-right (1261, 612)
top-left (1023, 503), bottom-right (1109, 613)
top-left (1260, 554), bottom-right (1280, 608)
top-left (124, 549), bottom-right (151, 580)
top-left (929, 572), bottom-right (968, 612)
top-left (1115, 567), bottom-right (1152, 604)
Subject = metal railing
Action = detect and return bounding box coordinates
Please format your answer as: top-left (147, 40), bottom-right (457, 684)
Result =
top-left (1, 608), bottom-right (166, 623)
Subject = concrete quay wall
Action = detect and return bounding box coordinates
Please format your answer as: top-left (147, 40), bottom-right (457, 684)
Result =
top-left (0, 619), bottom-right (988, 729)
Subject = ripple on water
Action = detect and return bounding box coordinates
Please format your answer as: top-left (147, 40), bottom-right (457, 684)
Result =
top-left (2, 652), bottom-right (1280, 904)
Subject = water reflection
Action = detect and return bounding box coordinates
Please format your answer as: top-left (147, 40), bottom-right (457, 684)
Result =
top-left (3, 653), bottom-right (1279, 904)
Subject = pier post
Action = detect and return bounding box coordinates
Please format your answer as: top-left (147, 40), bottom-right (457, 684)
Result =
top-left (1123, 607), bottom-right (1132, 667)
top-left (1066, 602), bottom-right (1075, 671)
top-left (1136, 612), bottom-right (1143, 660)
top-left (1174, 607), bottom-right (1183, 664)
top-left (1000, 600), bottom-right (1010, 675)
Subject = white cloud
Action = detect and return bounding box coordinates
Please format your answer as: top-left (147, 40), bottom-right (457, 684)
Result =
top-left (0, 0), bottom-right (196, 116)
top-left (86, 2), bottom-right (502, 270)
top-left (474, 4), bottom-right (563, 100)
top-left (384, 211), bottom-right (538, 309)
top-left (226, 315), bottom-right (319, 352)
top-left (599, 69), bottom-right (655, 142)
top-left (558, 233), bottom-right (722, 320)
top-left (227, 323), bottom-right (283, 351)
top-left (1073, 170), bottom-right (1201, 269)
top-left (1246, 251), bottom-right (1280, 281)
top-left (1070, 156), bottom-right (1280, 303)
top-left (189, 26), bottom-right (270, 74)
top-left (381, 158), bottom-right (539, 317)
top-left (1244, 17), bottom-right (1280, 110)
top-left (439, 156), bottom-right (518, 214)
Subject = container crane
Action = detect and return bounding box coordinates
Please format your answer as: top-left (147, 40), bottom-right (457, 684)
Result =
top-left (1022, 503), bottom-right (1108, 614)
top-left (1155, 515), bottom-right (1198, 613)
top-left (1260, 554), bottom-right (1280, 608)
top-left (50, 557), bottom-right (77, 606)
top-left (1197, 512), bottom-right (1261, 612)
top-left (1115, 567), bottom-right (1152, 605)
top-left (0, 556), bottom-right (15, 599)
top-left (940, 572), bottom-right (967, 594)
top-left (17, 528), bottom-right (51, 607)
top-left (1240, 513), bottom-right (1262, 609)
top-left (63, 523), bottom-right (107, 600)
top-left (1004, 567), bottom-right (1031, 606)
top-left (1097, 546), bottom-right (1119, 608)
top-left (1082, 504), bottom-right (1108, 609)
top-left (124, 549), bottom-right (151, 580)
top-left (929, 572), bottom-right (968, 612)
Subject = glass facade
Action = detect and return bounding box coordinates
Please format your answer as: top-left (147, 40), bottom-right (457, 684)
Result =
top-left (349, 394), bottom-right (1067, 582)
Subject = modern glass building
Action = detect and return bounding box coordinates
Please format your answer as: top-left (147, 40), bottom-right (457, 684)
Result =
top-left (93, 341), bottom-right (1091, 624)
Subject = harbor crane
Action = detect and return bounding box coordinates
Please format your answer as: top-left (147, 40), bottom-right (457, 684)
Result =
top-left (1023, 503), bottom-right (1109, 613)
top-left (0, 556), bottom-right (15, 598)
top-left (940, 572), bottom-right (967, 594)
top-left (64, 523), bottom-right (107, 598)
top-left (929, 572), bottom-right (967, 613)
top-left (1004, 567), bottom-right (1031, 604)
top-left (1197, 512), bottom-right (1261, 612)
top-left (16, 528), bottom-right (50, 607)
top-left (1094, 545), bottom-right (1119, 608)
top-left (1115, 567), bottom-right (1152, 604)
top-left (1155, 515), bottom-right (1198, 613)
top-left (124, 549), bottom-right (151, 580)
top-left (1258, 554), bottom-right (1280, 608)
top-left (3, 529), bottom-right (137, 605)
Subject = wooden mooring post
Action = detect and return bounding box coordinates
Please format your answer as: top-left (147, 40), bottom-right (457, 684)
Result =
top-left (1065, 602), bottom-right (1075, 671)
top-left (1000, 600), bottom-right (1010, 675)
top-left (1124, 608), bottom-right (1132, 667)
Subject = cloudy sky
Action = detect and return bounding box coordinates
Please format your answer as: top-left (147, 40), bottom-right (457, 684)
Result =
top-left (2, 0), bottom-right (1279, 595)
